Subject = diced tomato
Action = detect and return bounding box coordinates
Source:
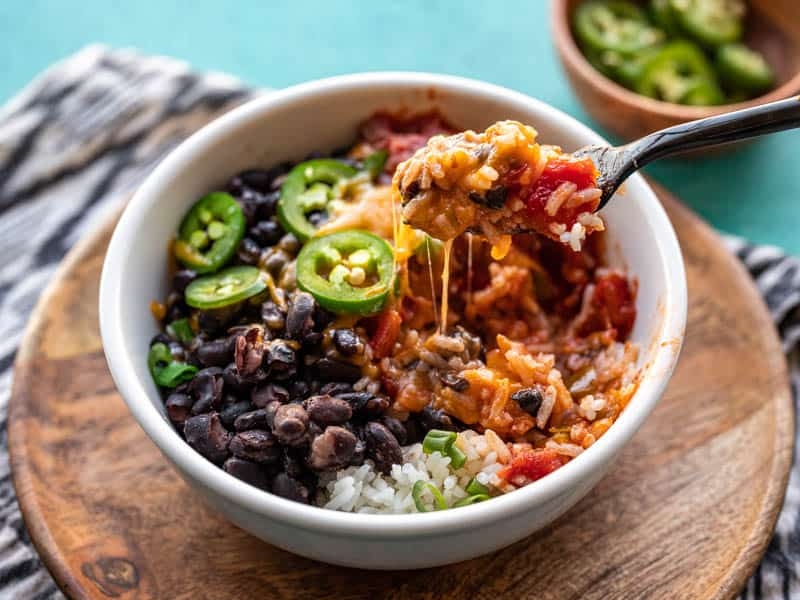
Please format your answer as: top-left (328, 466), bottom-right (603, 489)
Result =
top-left (515, 156), bottom-right (600, 237)
top-left (380, 374), bottom-right (399, 398)
top-left (359, 112), bottom-right (456, 173)
top-left (497, 449), bottom-right (567, 487)
top-left (592, 271), bottom-right (637, 340)
top-left (369, 309), bottom-right (402, 359)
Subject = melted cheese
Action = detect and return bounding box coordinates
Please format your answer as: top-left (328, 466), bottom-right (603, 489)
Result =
top-left (490, 234), bottom-right (512, 261)
top-left (439, 239), bottom-right (453, 333)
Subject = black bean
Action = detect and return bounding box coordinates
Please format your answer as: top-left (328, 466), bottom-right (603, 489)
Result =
top-left (439, 372), bottom-right (469, 392)
top-left (238, 188), bottom-right (267, 226)
top-left (249, 220), bottom-right (283, 247)
top-left (380, 416), bottom-right (408, 445)
top-left (271, 473), bottom-right (309, 504)
top-left (234, 409), bottom-right (270, 431)
top-left (223, 457), bottom-right (270, 489)
top-left (262, 400), bottom-right (282, 430)
top-left (332, 329), bottom-right (364, 356)
top-left (227, 176), bottom-right (246, 197)
top-left (258, 190), bottom-right (281, 220)
top-left (350, 439), bottom-right (367, 466)
top-left (511, 387), bottom-right (544, 416)
top-left (237, 237), bottom-right (262, 265)
top-left (234, 325), bottom-right (268, 381)
top-left (237, 169), bottom-right (274, 193)
top-left (184, 412), bottom-right (231, 465)
top-left (189, 368), bottom-right (224, 414)
top-left (219, 401), bottom-right (253, 429)
top-left (277, 233), bottom-right (301, 255)
top-left (320, 382), bottom-right (353, 396)
top-left (150, 333), bottom-right (172, 347)
top-left (362, 395), bottom-right (390, 419)
top-left (403, 418), bottom-right (425, 445)
top-left (306, 395), bottom-right (353, 426)
top-left (335, 391), bottom-right (384, 417)
top-left (229, 429), bottom-right (281, 463)
top-left (264, 341), bottom-right (297, 379)
top-left (262, 249), bottom-right (291, 277)
top-left (286, 292), bottom-right (316, 340)
top-left (165, 393), bottom-right (194, 427)
top-left (282, 447), bottom-right (307, 480)
top-left (196, 339), bottom-right (233, 367)
top-left (272, 404), bottom-right (309, 446)
top-left (468, 185), bottom-right (507, 210)
top-left (401, 180), bottom-right (421, 201)
top-left (308, 426), bottom-right (357, 471)
top-left (252, 383), bottom-right (289, 408)
top-left (222, 362), bottom-right (250, 393)
top-left (313, 358), bottom-right (362, 383)
top-left (172, 269), bottom-right (197, 294)
top-left (306, 210), bottom-right (326, 227)
top-left (289, 380), bottom-right (311, 401)
top-left (302, 331), bottom-right (323, 346)
top-left (166, 302), bottom-right (187, 324)
top-left (197, 305), bottom-right (241, 336)
top-left (313, 306), bottom-right (335, 331)
top-left (418, 405), bottom-right (459, 432)
top-left (364, 422), bottom-right (402, 474)
top-left (261, 301), bottom-right (286, 332)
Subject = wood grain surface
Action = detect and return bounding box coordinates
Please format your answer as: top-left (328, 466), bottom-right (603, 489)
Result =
top-left (8, 186), bottom-right (794, 600)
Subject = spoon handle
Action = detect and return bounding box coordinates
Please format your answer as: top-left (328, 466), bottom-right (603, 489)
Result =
top-left (626, 96), bottom-right (800, 167)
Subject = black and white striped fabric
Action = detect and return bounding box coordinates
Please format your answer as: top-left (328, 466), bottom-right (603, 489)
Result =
top-left (0, 46), bottom-right (796, 599)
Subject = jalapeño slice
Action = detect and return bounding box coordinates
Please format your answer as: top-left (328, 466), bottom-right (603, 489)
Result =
top-left (174, 192), bottom-right (245, 273)
top-left (573, 0), bottom-right (664, 56)
top-left (669, 0), bottom-right (745, 48)
top-left (634, 41), bottom-right (723, 105)
top-left (185, 265), bottom-right (267, 309)
top-left (296, 230), bottom-right (394, 315)
top-left (277, 159), bottom-right (358, 242)
top-left (715, 43), bottom-right (775, 95)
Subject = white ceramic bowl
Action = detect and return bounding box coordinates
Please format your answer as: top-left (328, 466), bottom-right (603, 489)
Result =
top-left (99, 73), bottom-right (687, 569)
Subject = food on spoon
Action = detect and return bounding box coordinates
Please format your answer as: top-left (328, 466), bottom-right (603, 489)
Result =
top-left (395, 120), bottom-right (604, 251)
top-left (147, 111), bottom-right (639, 513)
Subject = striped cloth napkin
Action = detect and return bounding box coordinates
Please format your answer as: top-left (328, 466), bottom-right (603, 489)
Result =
top-left (0, 46), bottom-right (796, 600)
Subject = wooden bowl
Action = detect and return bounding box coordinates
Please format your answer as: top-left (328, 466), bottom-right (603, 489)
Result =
top-left (551, 0), bottom-right (800, 141)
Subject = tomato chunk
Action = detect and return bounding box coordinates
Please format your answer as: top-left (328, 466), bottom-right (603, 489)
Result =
top-left (517, 156), bottom-right (600, 238)
top-left (369, 309), bottom-right (402, 359)
top-left (497, 449), bottom-right (567, 487)
top-left (592, 271), bottom-right (637, 339)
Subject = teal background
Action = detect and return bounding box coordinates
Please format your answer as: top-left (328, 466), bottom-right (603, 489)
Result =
top-left (3, 1), bottom-right (798, 251)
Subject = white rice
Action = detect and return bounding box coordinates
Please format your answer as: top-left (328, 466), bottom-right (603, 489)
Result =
top-left (317, 429), bottom-right (511, 513)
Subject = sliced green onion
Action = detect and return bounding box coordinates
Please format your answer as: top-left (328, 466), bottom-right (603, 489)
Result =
top-left (155, 362), bottom-right (198, 387)
top-left (422, 429), bottom-right (457, 454)
top-left (167, 318), bottom-right (194, 344)
top-left (363, 149), bottom-right (389, 178)
top-left (148, 342), bottom-right (197, 388)
top-left (453, 494), bottom-right (491, 508)
top-left (412, 480), bottom-right (448, 512)
top-left (448, 445), bottom-right (467, 470)
top-left (465, 477), bottom-right (490, 496)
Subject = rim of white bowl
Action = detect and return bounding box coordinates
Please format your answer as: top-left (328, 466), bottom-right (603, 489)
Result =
top-left (99, 72), bottom-right (687, 538)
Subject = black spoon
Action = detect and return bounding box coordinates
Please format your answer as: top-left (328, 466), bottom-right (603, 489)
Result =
top-left (573, 96), bottom-right (800, 210)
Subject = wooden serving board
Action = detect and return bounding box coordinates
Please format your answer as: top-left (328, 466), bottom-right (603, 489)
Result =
top-left (8, 185), bottom-right (794, 600)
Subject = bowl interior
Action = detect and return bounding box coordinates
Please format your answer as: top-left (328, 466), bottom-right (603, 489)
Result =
top-left (101, 74), bottom-right (686, 529)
